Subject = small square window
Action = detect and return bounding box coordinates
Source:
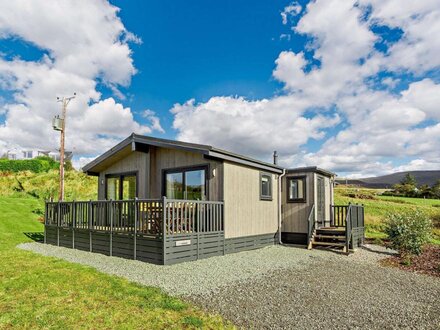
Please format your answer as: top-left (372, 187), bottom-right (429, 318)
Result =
top-left (260, 173), bottom-right (272, 200)
top-left (287, 176), bottom-right (306, 203)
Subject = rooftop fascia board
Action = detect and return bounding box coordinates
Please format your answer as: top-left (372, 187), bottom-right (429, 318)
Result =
top-left (84, 133), bottom-right (284, 174)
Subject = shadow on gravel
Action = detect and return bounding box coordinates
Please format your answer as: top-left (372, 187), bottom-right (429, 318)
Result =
top-left (360, 244), bottom-right (396, 256)
top-left (24, 232), bottom-right (44, 242)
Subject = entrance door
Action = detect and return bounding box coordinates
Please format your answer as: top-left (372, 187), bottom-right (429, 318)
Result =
top-left (316, 176), bottom-right (325, 227)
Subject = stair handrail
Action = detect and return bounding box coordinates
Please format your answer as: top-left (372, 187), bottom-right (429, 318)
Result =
top-left (345, 203), bottom-right (353, 253)
top-left (307, 204), bottom-right (316, 248)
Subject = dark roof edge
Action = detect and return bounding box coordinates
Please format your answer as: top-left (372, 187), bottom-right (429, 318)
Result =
top-left (82, 135), bottom-right (132, 173)
top-left (286, 166), bottom-right (336, 177)
top-left (207, 150), bottom-right (283, 173)
top-left (83, 133), bottom-right (283, 174)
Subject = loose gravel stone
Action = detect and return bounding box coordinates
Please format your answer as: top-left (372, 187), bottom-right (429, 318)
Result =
top-left (19, 242), bottom-right (440, 329)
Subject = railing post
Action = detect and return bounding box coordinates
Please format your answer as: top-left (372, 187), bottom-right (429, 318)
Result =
top-left (110, 200), bottom-right (113, 257)
top-left (57, 201), bottom-right (60, 247)
top-left (134, 198), bottom-right (138, 260)
top-left (162, 197), bottom-right (167, 265)
top-left (222, 202), bottom-right (225, 256)
top-left (88, 200), bottom-right (92, 252)
top-left (44, 201), bottom-right (47, 244)
top-left (345, 204), bottom-right (352, 254)
top-left (197, 202), bottom-right (200, 260)
top-left (72, 200), bottom-right (76, 249)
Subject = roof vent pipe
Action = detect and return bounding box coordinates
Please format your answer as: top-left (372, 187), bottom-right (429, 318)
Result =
top-left (273, 151), bottom-right (278, 165)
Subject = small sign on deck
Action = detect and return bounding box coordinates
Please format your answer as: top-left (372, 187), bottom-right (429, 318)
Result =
top-left (175, 239), bottom-right (191, 247)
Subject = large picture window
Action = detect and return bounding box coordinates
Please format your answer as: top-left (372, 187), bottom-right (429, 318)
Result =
top-left (260, 172), bottom-right (272, 200)
top-left (287, 176), bottom-right (306, 203)
top-left (106, 173), bottom-right (137, 200)
top-left (164, 166), bottom-right (207, 200)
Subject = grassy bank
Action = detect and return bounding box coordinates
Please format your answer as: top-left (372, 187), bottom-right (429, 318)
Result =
top-left (0, 196), bottom-right (230, 329)
top-left (0, 170), bottom-right (97, 201)
top-left (335, 187), bottom-right (440, 244)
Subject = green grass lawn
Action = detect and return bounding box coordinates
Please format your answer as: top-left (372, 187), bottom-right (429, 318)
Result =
top-left (335, 187), bottom-right (440, 244)
top-left (0, 196), bottom-right (230, 329)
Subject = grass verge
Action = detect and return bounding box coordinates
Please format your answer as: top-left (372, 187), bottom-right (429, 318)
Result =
top-left (0, 196), bottom-right (230, 329)
top-left (335, 187), bottom-right (440, 245)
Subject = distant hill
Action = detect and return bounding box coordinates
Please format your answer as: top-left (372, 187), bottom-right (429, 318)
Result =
top-left (337, 170), bottom-right (440, 189)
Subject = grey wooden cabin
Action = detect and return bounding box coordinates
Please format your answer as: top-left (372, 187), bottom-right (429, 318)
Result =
top-left (44, 133), bottom-right (364, 265)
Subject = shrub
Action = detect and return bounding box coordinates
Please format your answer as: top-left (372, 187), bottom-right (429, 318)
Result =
top-left (384, 210), bottom-right (432, 257)
top-left (0, 156), bottom-right (58, 173)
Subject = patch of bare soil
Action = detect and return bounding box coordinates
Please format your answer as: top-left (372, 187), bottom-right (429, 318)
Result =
top-left (380, 245), bottom-right (440, 277)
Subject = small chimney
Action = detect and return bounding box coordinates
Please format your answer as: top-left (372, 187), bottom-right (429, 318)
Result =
top-left (273, 151), bottom-right (278, 165)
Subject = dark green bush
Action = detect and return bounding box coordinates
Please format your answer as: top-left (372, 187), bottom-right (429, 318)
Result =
top-left (0, 156), bottom-right (58, 173)
top-left (384, 210), bottom-right (432, 256)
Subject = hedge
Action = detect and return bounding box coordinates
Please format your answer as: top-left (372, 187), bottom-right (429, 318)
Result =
top-left (0, 156), bottom-right (59, 173)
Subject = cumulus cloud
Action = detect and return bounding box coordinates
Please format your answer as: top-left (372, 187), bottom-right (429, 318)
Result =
top-left (171, 0), bottom-right (440, 175)
top-left (172, 96), bottom-right (339, 159)
top-left (0, 0), bottom-right (162, 158)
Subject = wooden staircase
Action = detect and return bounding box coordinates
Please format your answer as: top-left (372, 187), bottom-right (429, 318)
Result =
top-left (308, 227), bottom-right (348, 252)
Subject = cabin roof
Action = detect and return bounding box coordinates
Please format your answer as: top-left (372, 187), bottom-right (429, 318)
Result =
top-left (83, 133), bottom-right (284, 174)
top-left (286, 166), bottom-right (336, 178)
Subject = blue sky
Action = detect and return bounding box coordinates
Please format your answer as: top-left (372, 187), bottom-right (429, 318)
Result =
top-left (109, 0), bottom-right (301, 135)
top-left (0, 0), bottom-right (439, 177)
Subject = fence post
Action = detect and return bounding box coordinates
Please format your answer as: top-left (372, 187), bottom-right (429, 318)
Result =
top-left (162, 197), bottom-right (167, 265)
top-left (44, 201), bottom-right (47, 244)
top-left (57, 201), bottom-right (60, 247)
top-left (72, 200), bottom-right (76, 249)
top-left (110, 200), bottom-right (113, 257)
top-left (88, 200), bottom-right (92, 252)
top-left (134, 198), bottom-right (138, 260)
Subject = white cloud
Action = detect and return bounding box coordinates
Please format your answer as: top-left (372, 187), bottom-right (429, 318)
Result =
top-left (281, 2), bottom-right (302, 25)
top-left (172, 96), bottom-right (339, 161)
top-left (361, 0), bottom-right (440, 73)
top-left (0, 0), bottom-right (162, 157)
top-left (393, 159), bottom-right (440, 173)
top-left (172, 0), bottom-right (440, 176)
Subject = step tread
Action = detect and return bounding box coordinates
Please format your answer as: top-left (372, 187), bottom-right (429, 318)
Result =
top-left (316, 230), bottom-right (345, 235)
top-left (312, 241), bottom-right (346, 247)
top-left (315, 235), bottom-right (346, 240)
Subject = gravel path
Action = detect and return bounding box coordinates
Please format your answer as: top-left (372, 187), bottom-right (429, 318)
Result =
top-left (19, 243), bottom-right (440, 329)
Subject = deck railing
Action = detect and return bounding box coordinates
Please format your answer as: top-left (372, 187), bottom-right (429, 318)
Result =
top-left (164, 199), bottom-right (224, 235)
top-left (45, 198), bottom-right (224, 237)
top-left (334, 203), bottom-right (364, 251)
top-left (331, 205), bottom-right (348, 227)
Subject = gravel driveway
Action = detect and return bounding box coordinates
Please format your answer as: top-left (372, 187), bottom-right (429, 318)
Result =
top-left (19, 243), bottom-right (440, 329)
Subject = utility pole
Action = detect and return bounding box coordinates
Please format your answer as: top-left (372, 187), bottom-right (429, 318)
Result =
top-left (54, 93), bottom-right (76, 201)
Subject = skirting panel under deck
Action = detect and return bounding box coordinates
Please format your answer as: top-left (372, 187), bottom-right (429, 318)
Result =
top-left (45, 226), bottom-right (278, 265)
top-left (224, 233), bottom-right (278, 254)
top-left (45, 225), bottom-right (163, 264)
top-left (164, 231), bottom-right (225, 265)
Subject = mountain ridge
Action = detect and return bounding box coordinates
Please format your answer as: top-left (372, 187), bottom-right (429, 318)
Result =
top-left (336, 170), bottom-right (440, 188)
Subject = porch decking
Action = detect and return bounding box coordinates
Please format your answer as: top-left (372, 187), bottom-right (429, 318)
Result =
top-left (44, 198), bottom-right (225, 265)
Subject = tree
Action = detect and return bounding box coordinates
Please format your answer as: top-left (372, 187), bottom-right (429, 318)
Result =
top-left (401, 173), bottom-right (417, 186)
top-left (419, 184), bottom-right (432, 198)
top-left (432, 179), bottom-right (440, 199)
